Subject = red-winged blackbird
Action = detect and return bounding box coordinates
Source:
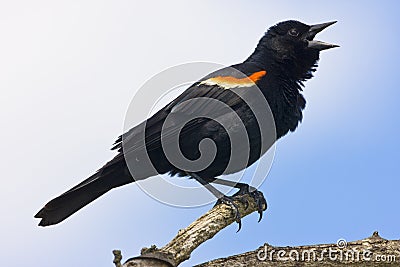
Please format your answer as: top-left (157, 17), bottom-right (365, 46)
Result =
top-left (35, 20), bottom-right (338, 228)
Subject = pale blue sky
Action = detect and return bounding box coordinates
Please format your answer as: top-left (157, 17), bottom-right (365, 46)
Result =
top-left (1, 1), bottom-right (399, 266)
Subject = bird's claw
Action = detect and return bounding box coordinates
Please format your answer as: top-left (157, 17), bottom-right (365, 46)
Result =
top-left (215, 196), bottom-right (242, 232)
top-left (233, 185), bottom-right (267, 222)
top-left (249, 190), bottom-right (267, 222)
top-left (214, 186), bottom-right (267, 231)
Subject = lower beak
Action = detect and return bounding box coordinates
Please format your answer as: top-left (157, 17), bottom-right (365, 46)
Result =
top-left (305, 21), bottom-right (339, 51)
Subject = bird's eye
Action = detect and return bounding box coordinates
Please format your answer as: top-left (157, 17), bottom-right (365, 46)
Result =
top-left (288, 28), bottom-right (299, 37)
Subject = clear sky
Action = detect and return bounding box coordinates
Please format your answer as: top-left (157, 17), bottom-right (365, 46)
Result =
top-left (1, 1), bottom-right (399, 266)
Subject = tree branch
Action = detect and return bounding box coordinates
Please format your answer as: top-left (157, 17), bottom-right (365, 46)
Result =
top-left (118, 194), bottom-right (264, 267)
top-left (114, 197), bottom-right (398, 266)
top-left (196, 231), bottom-right (400, 266)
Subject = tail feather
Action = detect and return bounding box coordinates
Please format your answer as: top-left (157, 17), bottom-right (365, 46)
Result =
top-left (35, 170), bottom-right (133, 226)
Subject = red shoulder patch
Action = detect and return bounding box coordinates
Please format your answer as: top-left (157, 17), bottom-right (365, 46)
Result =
top-left (200, 70), bottom-right (267, 89)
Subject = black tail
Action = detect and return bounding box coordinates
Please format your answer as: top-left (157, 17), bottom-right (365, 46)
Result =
top-left (34, 166), bottom-right (133, 226)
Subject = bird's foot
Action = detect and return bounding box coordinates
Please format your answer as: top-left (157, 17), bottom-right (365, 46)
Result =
top-left (213, 184), bottom-right (267, 231)
top-left (215, 195), bottom-right (243, 232)
top-left (232, 184), bottom-right (267, 222)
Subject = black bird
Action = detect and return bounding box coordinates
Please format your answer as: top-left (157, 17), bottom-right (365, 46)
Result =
top-left (35, 20), bottom-right (338, 228)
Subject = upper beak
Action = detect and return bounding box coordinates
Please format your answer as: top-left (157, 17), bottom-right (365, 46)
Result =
top-left (305, 21), bottom-right (339, 51)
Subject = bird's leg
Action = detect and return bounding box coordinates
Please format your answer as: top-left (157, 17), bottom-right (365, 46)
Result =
top-left (189, 173), bottom-right (243, 231)
top-left (210, 178), bottom-right (267, 222)
top-left (208, 179), bottom-right (251, 208)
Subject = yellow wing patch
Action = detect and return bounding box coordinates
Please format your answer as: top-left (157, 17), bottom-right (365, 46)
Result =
top-left (200, 70), bottom-right (267, 89)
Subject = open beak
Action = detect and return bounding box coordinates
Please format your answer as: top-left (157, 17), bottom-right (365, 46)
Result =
top-left (305, 21), bottom-right (339, 51)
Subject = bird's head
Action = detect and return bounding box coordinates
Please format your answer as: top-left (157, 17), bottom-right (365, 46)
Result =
top-left (249, 20), bottom-right (338, 81)
top-left (267, 20), bottom-right (338, 53)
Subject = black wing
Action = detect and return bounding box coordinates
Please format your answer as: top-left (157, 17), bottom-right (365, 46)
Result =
top-left (108, 63), bottom-right (266, 168)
